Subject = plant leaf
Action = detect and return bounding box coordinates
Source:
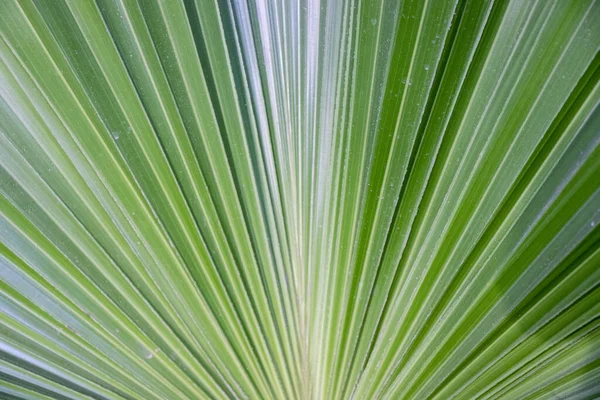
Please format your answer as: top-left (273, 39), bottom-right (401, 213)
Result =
top-left (0, 0), bottom-right (599, 399)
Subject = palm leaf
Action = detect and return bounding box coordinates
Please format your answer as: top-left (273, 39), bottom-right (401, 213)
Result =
top-left (0, 0), bottom-right (598, 399)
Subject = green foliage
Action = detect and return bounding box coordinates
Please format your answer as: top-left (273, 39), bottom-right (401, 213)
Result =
top-left (0, 0), bottom-right (599, 399)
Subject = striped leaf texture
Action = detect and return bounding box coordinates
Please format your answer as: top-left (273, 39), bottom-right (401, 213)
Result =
top-left (1, 0), bottom-right (599, 399)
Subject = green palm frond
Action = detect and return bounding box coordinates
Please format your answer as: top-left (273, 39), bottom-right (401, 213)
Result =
top-left (0, 0), bottom-right (599, 399)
